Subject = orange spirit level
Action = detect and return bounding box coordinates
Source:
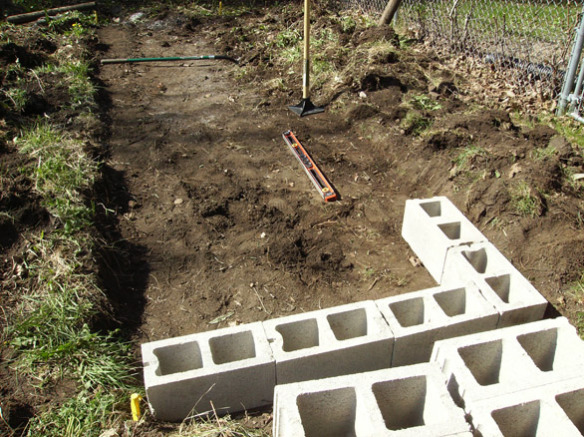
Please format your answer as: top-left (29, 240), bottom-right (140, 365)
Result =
top-left (282, 130), bottom-right (337, 202)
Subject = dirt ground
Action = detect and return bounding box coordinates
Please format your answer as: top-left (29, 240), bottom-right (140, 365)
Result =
top-left (2, 1), bottom-right (584, 434)
top-left (97, 8), bottom-right (584, 345)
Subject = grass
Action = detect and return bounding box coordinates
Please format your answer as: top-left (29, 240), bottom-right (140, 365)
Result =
top-left (411, 94), bottom-right (442, 111)
top-left (530, 144), bottom-right (557, 161)
top-left (26, 390), bottom-right (127, 437)
top-left (15, 123), bottom-right (96, 234)
top-left (510, 180), bottom-right (541, 217)
top-left (398, 0), bottom-right (579, 43)
top-left (1, 15), bottom-right (138, 437)
top-left (170, 412), bottom-right (271, 437)
top-left (566, 272), bottom-right (584, 338)
top-left (401, 111), bottom-right (431, 135)
top-left (453, 144), bottom-right (487, 170)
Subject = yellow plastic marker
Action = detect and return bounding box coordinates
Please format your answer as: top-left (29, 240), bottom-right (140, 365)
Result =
top-left (131, 393), bottom-right (142, 421)
top-left (219, 1), bottom-right (223, 15)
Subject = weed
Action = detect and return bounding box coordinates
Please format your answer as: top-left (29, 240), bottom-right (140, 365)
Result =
top-left (313, 28), bottom-right (337, 49)
top-left (274, 28), bottom-right (301, 48)
top-left (340, 15), bottom-right (357, 33)
top-left (3, 86), bottom-right (28, 111)
top-left (530, 145), bottom-right (557, 161)
top-left (453, 145), bottom-right (487, 170)
top-left (412, 94), bottom-right (442, 111)
top-left (363, 266), bottom-right (376, 278)
top-left (510, 180), bottom-right (541, 217)
top-left (401, 111), bottom-right (431, 135)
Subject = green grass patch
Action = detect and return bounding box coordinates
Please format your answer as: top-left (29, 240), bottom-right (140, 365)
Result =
top-left (530, 145), bottom-right (557, 161)
top-left (27, 389), bottom-right (126, 437)
top-left (510, 180), bottom-right (541, 217)
top-left (411, 94), bottom-right (442, 111)
top-left (398, 0), bottom-right (578, 43)
top-left (401, 111), bottom-right (432, 135)
top-left (453, 144), bottom-right (486, 170)
top-left (15, 123), bottom-right (97, 234)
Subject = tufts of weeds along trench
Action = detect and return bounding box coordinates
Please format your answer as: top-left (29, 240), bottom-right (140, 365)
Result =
top-left (1, 12), bottom-right (137, 437)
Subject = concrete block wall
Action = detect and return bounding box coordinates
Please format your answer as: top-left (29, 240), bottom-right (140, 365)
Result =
top-left (441, 242), bottom-right (548, 327)
top-left (141, 322), bottom-right (275, 421)
top-left (402, 197), bottom-right (487, 282)
top-left (272, 364), bottom-right (472, 437)
top-left (262, 300), bottom-right (394, 384)
top-left (376, 282), bottom-right (498, 366)
top-left (431, 317), bottom-right (584, 407)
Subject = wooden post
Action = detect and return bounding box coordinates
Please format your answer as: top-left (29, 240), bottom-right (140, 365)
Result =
top-left (378, 0), bottom-right (403, 26)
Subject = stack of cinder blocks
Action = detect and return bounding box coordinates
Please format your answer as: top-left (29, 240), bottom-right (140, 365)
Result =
top-left (141, 196), bottom-right (584, 436)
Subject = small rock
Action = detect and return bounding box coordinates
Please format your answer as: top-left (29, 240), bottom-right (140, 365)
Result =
top-left (174, 198), bottom-right (184, 205)
top-left (128, 12), bottom-right (145, 23)
top-left (260, 232), bottom-right (266, 239)
top-left (508, 163), bottom-right (522, 178)
top-left (358, 91), bottom-right (367, 99)
top-left (409, 256), bottom-right (422, 267)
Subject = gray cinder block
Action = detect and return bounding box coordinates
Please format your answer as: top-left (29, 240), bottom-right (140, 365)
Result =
top-left (402, 197), bottom-right (487, 283)
top-left (431, 317), bottom-right (584, 408)
top-left (262, 301), bottom-right (394, 384)
top-left (273, 364), bottom-right (471, 436)
top-left (376, 282), bottom-right (498, 367)
top-left (141, 322), bottom-right (275, 421)
top-left (442, 242), bottom-right (547, 326)
top-left (466, 376), bottom-right (584, 436)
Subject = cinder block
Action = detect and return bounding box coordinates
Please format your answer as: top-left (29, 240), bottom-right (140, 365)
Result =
top-left (376, 282), bottom-right (498, 366)
top-left (273, 364), bottom-right (471, 437)
top-left (430, 317), bottom-right (584, 408)
top-left (466, 376), bottom-right (584, 436)
top-left (262, 301), bottom-right (394, 384)
top-left (442, 242), bottom-right (547, 326)
top-left (402, 197), bottom-right (486, 282)
top-left (141, 322), bottom-right (275, 421)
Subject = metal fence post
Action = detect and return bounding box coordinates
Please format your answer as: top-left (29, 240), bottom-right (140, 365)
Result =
top-left (557, 8), bottom-right (584, 116)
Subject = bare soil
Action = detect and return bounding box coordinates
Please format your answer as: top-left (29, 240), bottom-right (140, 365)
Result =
top-left (97, 8), bottom-right (584, 347)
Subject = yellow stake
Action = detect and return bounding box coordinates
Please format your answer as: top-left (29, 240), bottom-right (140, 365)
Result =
top-left (219, 1), bottom-right (223, 16)
top-left (131, 393), bottom-right (142, 421)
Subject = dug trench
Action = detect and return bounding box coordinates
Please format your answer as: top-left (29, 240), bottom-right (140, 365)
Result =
top-left (95, 4), bottom-right (584, 428)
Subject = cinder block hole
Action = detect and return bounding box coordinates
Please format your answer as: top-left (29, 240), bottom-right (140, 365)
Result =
top-left (209, 330), bottom-right (256, 365)
top-left (153, 341), bottom-right (203, 376)
top-left (491, 401), bottom-right (541, 436)
top-left (458, 339), bottom-right (512, 386)
top-left (327, 308), bottom-right (368, 341)
top-left (485, 274), bottom-right (513, 303)
top-left (373, 375), bottom-right (441, 430)
top-left (462, 248), bottom-right (488, 274)
top-left (297, 387), bottom-right (357, 437)
top-left (517, 328), bottom-right (559, 372)
top-left (556, 388), bottom-right (584, 433)
top-left (276, 318), bottom-right (319, 352)
top-left (389, 297), bottom-right (425, 327)
top-left (434, 287), bottom-right (467, 317)
top-left (438, 222), bottom-right (461, 240)
top-left (420, 200), bottom-right (442, 217)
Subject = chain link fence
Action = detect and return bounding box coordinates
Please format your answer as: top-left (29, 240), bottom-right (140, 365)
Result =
top-left (345, 0), bottom-right (583, 100)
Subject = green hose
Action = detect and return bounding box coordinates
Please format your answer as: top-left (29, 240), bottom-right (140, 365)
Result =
top-left (100, 55), bottom-right (238, 65)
